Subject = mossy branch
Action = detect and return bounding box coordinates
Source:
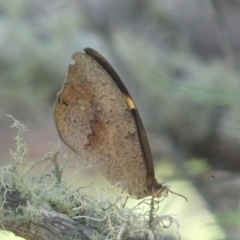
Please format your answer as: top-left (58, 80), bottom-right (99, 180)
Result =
top-left (0, 188), bottom-right (91, 240)
top-left (0, 117), bottom-right (178, 240)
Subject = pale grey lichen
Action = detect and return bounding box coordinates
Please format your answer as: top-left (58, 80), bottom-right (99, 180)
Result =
top-left (0, 117), bottom-right (180, 240)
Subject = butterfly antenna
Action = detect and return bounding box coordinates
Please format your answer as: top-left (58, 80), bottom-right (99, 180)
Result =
top-left (167, 188), bottom-right (188, 202)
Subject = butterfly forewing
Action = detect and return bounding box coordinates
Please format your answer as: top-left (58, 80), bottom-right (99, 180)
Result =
top-left (54, 49), bottom-right (163, 198)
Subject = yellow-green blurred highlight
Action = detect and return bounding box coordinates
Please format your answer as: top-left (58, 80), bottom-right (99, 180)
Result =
top-left (0, 231), bottom-right (24, 240)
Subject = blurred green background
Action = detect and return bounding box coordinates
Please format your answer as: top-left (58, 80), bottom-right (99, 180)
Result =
top-left (1, 0), bottom-right (240, 239)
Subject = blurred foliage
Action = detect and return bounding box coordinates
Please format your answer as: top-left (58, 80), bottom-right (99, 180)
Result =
top-left (114, 28), bottom-right (240, 146)
top-left (1, 0), bottom-right (240, 133)
top-left (216, 209), bottom-right (240, 227)
top-left (0, 0), bottom-right (81, 122)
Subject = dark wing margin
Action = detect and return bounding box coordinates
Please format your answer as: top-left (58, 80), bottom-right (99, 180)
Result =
top-left (84, 47), bottom-right (155, 178)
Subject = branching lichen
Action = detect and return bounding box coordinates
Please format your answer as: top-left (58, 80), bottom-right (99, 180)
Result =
top-left (0, 117), bottom-right (180, 240)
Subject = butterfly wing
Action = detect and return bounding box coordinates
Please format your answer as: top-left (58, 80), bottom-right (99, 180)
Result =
top-left (54, 49), bottom-right (160, 198)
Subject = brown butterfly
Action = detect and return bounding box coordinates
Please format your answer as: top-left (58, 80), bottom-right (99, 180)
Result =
top-left (54, 48), bottom-right (167, 199)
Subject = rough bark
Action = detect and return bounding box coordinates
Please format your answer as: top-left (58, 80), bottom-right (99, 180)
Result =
top-left (1, 187), bottom-right (92, 240)
top-left (0, 185), bottom-right (155, 240)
